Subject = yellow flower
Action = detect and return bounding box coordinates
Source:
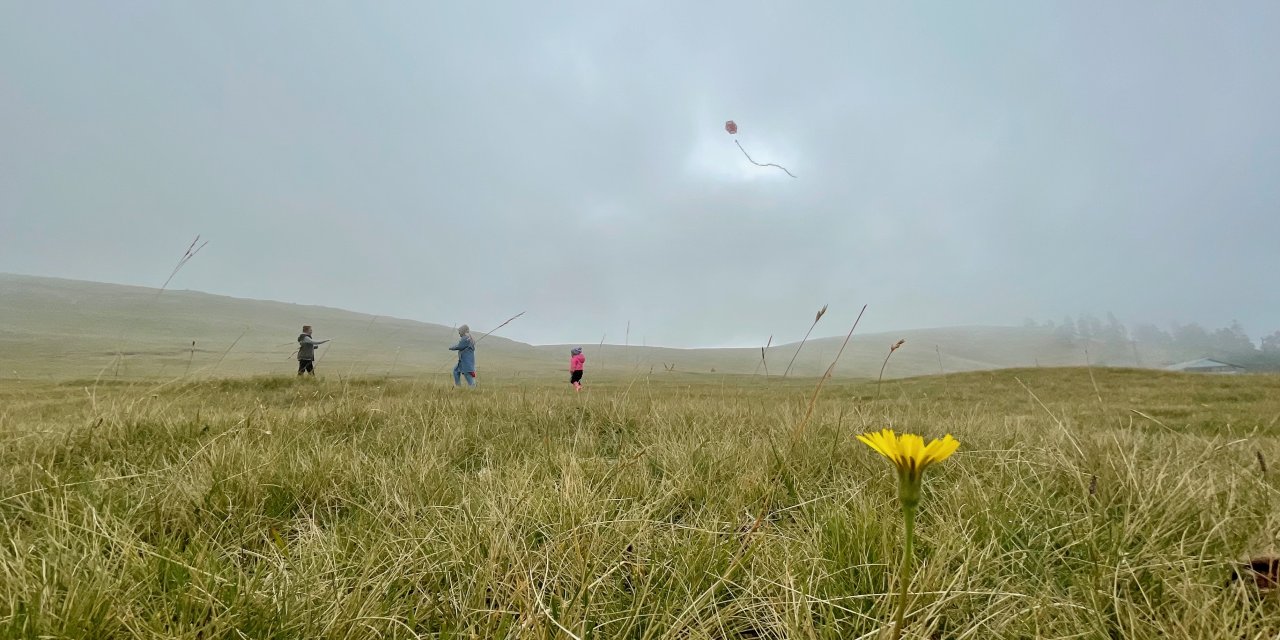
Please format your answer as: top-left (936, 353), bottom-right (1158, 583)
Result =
top-left (858, 429), bottom-right (960, 639)
top-left (858, 429), bottom-right (959, 506)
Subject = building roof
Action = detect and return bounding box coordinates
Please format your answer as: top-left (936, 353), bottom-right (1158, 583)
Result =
top-left (1165, 358), bottom-right (1246, 371)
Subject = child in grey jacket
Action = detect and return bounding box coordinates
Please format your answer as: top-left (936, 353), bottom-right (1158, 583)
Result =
top-left (297, 325), bottom-right (329, 375)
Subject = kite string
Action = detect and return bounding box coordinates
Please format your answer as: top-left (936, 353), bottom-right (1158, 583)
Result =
top-left (735, 139), bottom-right (797, 178)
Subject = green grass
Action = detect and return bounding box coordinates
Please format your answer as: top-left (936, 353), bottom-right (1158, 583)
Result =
top-left (3, 368), bottom-right (1280, 638)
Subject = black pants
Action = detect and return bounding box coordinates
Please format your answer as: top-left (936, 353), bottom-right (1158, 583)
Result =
top-left (298, 359), bottom-right (315, 375)
top-left (570, 370), bottom-right (583, 384)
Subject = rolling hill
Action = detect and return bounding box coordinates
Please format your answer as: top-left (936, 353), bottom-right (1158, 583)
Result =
top-left (0, 273), bottom-right (1146, 381)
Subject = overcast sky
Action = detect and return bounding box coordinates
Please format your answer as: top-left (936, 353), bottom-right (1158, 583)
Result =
top-left (2, 2), bottom-right (1278, 347)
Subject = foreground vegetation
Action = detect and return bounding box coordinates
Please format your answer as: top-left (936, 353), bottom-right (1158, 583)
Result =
top-left (2, 368), bottom-right (1280, 638)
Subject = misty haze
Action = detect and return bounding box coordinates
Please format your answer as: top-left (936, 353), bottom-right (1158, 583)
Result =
top-left (3, 3), bottom-right (1280, 638)
top-left (3, 3), bottom-right (1277, 351)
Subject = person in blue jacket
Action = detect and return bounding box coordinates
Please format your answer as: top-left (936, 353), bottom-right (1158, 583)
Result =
top-left (449, 324), bottom-right (477, 387)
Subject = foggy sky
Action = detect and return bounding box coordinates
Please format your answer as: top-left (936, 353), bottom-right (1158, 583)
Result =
top-left (2, 2), bottom-right (1278, 348)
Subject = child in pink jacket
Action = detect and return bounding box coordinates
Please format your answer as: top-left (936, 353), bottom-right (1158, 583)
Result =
top-left (570, 347), bottom-right (585, 391)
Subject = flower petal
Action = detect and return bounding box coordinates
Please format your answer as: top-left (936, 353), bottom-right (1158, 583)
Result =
top-left (920, 434), bottom-right (960, 468)
top-left (857, 429), bottom-right (896, 462)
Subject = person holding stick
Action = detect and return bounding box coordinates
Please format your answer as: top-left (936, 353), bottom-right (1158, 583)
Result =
top-left (449, 325), bottom-right (477, 387)
top-left (296, 325), bottom-right (329, 376)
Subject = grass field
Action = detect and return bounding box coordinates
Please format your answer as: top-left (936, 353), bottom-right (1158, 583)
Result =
top-left (3, 367), bottom-right (1280, 638)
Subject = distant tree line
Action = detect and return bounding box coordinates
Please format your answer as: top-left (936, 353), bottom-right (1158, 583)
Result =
top-left (1023, 314), bottom-right (1280, 370)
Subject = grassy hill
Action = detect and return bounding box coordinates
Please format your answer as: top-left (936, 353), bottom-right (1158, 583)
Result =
top-left (2, 273), bottom-right (1148, 381)
top-left (0, 273), bottom-right (551, 381)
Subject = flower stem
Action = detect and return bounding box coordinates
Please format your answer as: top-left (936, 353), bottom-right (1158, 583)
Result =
top-left (892, 505), bottom-right (916, 640)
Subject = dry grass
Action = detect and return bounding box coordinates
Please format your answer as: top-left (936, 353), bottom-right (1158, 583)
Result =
top-left (783, 305), bottom-right (828, 379)
top-left (877, 339), bottom-right (907, 399)
top-left (3, 368), bottom-right (1280, 638)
